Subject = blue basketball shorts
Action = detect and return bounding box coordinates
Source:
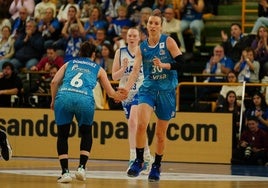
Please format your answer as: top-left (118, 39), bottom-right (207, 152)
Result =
top-left (138, 87), bottom-right (176, 120)
top-left (54, 92), bottom-right (95, 126)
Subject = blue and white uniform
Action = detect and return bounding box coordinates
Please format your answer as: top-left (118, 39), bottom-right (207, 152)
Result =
top-left (119, 47), bottom-right (144, 119)
top-left (54, 57), bottom-right (100, 126)
top-left (139, 34), bottom-right (178, 120)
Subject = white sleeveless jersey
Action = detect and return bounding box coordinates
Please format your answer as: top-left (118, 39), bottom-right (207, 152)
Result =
top-left (119, 47), bottom-right (144, 103)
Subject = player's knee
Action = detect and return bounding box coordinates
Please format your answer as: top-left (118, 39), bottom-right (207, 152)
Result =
top-left (79, 125), bottom-right (93, 152)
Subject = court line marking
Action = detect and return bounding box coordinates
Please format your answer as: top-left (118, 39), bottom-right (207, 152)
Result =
top-left (0, 170), bottom-right (268, 181)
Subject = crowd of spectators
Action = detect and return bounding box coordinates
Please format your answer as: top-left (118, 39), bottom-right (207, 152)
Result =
top-left (0, 0), bottom-right (210, 107)
top-left (0, 0), bottom-right (225, 75)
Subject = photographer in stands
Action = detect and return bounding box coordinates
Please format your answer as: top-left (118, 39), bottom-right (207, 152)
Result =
top-left (231, 116), bottom-right (268, 165)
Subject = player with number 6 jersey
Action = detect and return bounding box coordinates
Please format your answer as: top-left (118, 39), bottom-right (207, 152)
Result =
top-left (50, 41), bottom-right (126, 183)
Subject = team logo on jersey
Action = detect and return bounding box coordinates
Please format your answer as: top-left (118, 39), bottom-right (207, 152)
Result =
top-left (160, 49), bottom-right (165, 55)
top-left (160, 42), bottom-right (165, 49)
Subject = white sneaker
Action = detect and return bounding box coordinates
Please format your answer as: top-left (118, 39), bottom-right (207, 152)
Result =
top-left (57, 172), bottom-right (72, 183)
top-left (141, 155), bottom-right (154, 175)
top-left (75, 167), bottom-right (86, 181)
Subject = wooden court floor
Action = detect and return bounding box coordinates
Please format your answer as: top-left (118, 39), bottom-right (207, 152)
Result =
top-left (1, 157), bottom-right (268, 188)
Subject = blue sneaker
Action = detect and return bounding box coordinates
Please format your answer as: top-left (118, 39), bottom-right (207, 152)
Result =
top-left (127, 159), bottom-right (145, 177)
top-left (148, 164), bottom-right (161, 182)
top-left (126, 160), bottom-right (135, 172)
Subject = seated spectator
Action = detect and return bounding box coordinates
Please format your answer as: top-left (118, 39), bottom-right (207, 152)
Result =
top-left (80, 0), bottom-right (102, 23)
top-left (62, 5), bottom-right (82, 28)
top-left (0, 19), bottom-right (12, 34)
top-left (56, 0), bottom-right (80, 24)
top-left (30, 45), bottom-right (64, 72)
top-left (217, 71), bottom-right (243, 107)
top-left (216, 90), bottom-right (241, 149)
top-left (54, 5), bottom-right (85, 58)
top-left (179, 0), bottom-right (205, 49)
top-left (0, 26), bottom-right (15, 71)
top-left (251, 0), bottom-right (268, 34)
top-left (221, 23), bottom-right (253, 63)
top-left (83, 6), bottom-right (107, 40)
top-left (11, 7), bottom-right (30, 39)
top-left (251, 26), bottom-right (268, 80)
top-left (234, 47), bottom-right (260, 96)
top-left (203, 45), bottom-right (233, 82)
top-left (197, 45), bottom-right (233, 101)
top-left (10, 19), bottom-right (44, 71)
top-left (107, 5), bottom-right (133, 43)
top-left (231, 116), bottom-right (268, 165)
top-left (9, 0), bottom-right (35, 22)
top-left (0, 62), bottom-right (23, 107)
top-left (61, 23), bottom-right (85, 62)
top-left (38, 7), bottom-right (61, 49)
top-left (245, 91), bottom-right (268, 132)
top-left (34, 0), bottom-right (56, 22)
top-left (162, 7), bottom-right (184, 52)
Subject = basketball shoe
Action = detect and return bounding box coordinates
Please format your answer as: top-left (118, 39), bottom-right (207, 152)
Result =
top-left (148, 164), bottom-right (161, 182)
top-left (57, 171), bottom-right (72, 183)
top-left (75, 166), bottom-right (86, 181)
top-left (127, 158), bottom-right (145, 177)
top-left (0, 129), bottom-right (12, 161)
top-left (141, 154), bottom-right (154, 175)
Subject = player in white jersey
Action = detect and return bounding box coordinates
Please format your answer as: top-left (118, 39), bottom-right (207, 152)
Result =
top-left (112, 28), bottom-right (153, 173)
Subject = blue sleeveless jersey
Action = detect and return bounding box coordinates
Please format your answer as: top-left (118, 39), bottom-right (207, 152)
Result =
top-left (140, 34), bottom-right (178, 90)
top-left (57, 57), bottom-right (101, 98)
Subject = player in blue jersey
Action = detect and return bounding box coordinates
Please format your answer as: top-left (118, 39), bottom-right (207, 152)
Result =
top-left (120, 9), bottom-right (184, 182)
top-left (112, 28), bottom-right (153, 173)
top-left (50, 41), bottom-right (126, 183)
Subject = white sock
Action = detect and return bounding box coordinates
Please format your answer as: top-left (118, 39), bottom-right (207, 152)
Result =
top-left (130, 149), bottom-right (136, 161)
top-left (144, 149), bottom-right (152, 160)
